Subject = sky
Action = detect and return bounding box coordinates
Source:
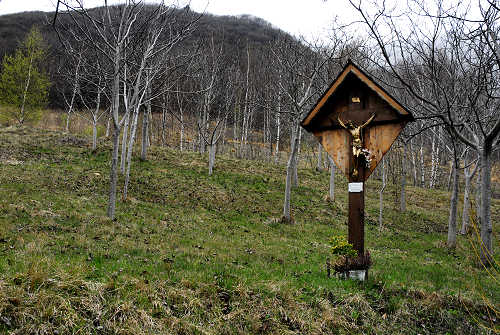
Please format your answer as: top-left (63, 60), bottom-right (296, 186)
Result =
top-left (0, 0), bottom-right (356, 40)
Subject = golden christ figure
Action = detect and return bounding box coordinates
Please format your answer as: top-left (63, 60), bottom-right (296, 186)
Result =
top-left (338, 113), bottom-right (375, 178)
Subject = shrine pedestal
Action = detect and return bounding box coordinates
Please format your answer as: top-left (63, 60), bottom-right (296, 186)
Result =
top-left (339, 269), bottom-right (368, 281)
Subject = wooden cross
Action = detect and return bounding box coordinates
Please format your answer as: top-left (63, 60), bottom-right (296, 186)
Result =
top-left (301, 60), bottom-right (414, 256)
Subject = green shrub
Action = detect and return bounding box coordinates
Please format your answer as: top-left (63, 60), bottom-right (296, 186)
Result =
top-left (329, 235), bottom-right (357, 257)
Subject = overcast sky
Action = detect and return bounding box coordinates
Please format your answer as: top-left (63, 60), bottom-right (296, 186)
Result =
top-left (0, 0), bottom-right (357, 40)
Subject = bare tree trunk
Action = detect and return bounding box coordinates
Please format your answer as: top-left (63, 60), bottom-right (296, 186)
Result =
top-left (108, 127), bottom-right (120, 219)
top-left (329, 155), bottom-right (335, 200)
top-left (420, 144), bottom-right (425, 187)
top-left (120, 112), bottom-right (130, 174)
top-left (479, 149), bottom-right (493, 264)
top-left (19, 51), bottom-right (34, 124)
top-left (317, 142), bottom-right (323, 171)
top-left (274, 111), bottom-right (281, 163)
top-left (180, 109), bottom-right (184, 151)
top-left (447, 157), bottom-right (459, 248)
top-left (240, 45), bottom-right (251, 158)
top-left (292, 127), bottom-right (301, 187)
top-left (475, 171), bottom-right (481, 226)
top-left (430, 135), bottom-right (437, 189)
top-left (222, 114), bottom-right (228, 154)
top-left (123, 106), bottom-right (141, 200)
top-left (410, 139), bottom-right (417, 186)
top-left (141, 82), bottom-right (151, 161)
top-left (161, 94), bottom-right (167, 146)
top-left (65, 52), bottom-right (82, 133)
top-left (208, 142), bottom-right (216, 176)
top-left (283, 135), bottom-right (299, 222)
top-left (460, 164), bottom-right (477, 234)
top-left (141, 108), bottom-right (150, 161)
top-left (105, 115), bottom-right (111, 138)
top-left (107, 46), bottom-right (121, 220)
top-left (92, 117), bottom-right (97, 151)
top-left (400, 143), bottom-right (407, 212)
top-left (91, 89), bottom-right (101, 151)
top-left (379, 157), bottom-right (386, 230)
top-left (198, 114), bottom-right (205, 154)
top-left (447, 160), bottom-right (453, 191)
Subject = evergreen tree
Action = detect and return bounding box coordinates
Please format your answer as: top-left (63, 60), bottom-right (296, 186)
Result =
top-left (0, 27), bottom-right (50, 124)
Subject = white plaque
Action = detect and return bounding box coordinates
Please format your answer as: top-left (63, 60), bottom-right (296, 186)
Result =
top-left (348, 182), bottom-right (363, 193)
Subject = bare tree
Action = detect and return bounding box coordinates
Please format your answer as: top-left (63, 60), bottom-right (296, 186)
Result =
top-left (272, 36), bottom-right (342, 222)
top-left (349, 0), bottom-right (500, 262)
top-left (194, 36), bottom-right (235, 175)
top-left (56, 1), bottom-right (198, 218)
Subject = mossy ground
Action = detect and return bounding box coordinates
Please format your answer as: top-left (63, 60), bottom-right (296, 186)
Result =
top-left (0, 126), bottom-right (498, 334)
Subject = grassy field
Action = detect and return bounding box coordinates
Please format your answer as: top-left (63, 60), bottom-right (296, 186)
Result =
top-left (0, 126), bottom-right (498, 334)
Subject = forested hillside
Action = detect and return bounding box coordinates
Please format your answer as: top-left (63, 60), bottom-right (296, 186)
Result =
top-left (0, 7), bottom-right (290, 109)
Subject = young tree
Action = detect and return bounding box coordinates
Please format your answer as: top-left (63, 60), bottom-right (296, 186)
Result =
top-left (0, 27), bottom-right (50, 124)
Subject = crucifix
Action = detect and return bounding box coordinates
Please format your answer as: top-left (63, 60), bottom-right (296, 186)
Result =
top-left (338, 112), bottom-right (375, 179)
top-left (301, 60), bottom-right (414, 262)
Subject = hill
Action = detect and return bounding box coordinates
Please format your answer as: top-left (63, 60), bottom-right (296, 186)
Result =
top-left (0, 6), bottom-right (291, 108)
top-left (0, 126), bottom-right (498, 334)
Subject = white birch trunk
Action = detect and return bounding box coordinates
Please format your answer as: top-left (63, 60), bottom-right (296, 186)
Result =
top-left (274, 107), bottom-right (281, 163)
top-left (180, 109), bottom-right (184, 151)
top-left (141, 82), bottom-right (151, 161)
top-left (410, 140), bottom-right (417, 186)
top-left (479, 149), bottom-right (493, 264)
top-left (317, 142), bottom-right (323, 171)
top-left (105, 116), bottom-right (111, 138)
top-left (447, 157), bottom-right (459, 248)
top-left (19, 50), bottom-right (34, 124)
top-left (292, 127), bottom-right (301, 187)
top-left (379, 157), bottom-right (386, 230)
top-left (329, 155), bottom-right (335, 200)
top-left (65, 53), bottom-right (82, 133)
top-left (107, 46), bottom-right (121, 220)
top-left (120, 112), bottom-right (130, 174)
top-left (460, 165), bottom-right (476, 234)
top-left (161, 94), bottom-right (167, 146)
top-left (208, 142), bottom-right (216, 176)
top-left (283, 136), bottom-right (299, 222)
top-left (447, 160), bottom-right (453, 191)
top-left (108, 127), bottom-right (120, 219)
top-left (400, 144), bottom-right (407, 212)
top-left (123, 106), bottom-right (141, 200)
top-left (475, 172), bottom-right (481, 226)
top-left (240, 45), bottom-right (251, 158)
top-left (430, 135), bottom-right (436, 189)
top-left (141, 107), bottom-right (150, 161)
top-left (92, 118), bottom-right (97, 151)
top-left (420, 145), bottom-right (425, 187)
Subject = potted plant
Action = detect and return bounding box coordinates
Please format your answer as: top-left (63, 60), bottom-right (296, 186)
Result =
top-left (329, 235), bottom-right (371, 280)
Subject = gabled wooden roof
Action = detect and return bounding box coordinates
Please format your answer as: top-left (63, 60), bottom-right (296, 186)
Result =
top-left (301, 60), bottom-right (413, 131)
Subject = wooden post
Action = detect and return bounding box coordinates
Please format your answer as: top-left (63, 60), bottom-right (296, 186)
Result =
top-left (348, 147), bottom-right (365, 255)
top-left (348, 187), bottom-right (364, 255)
